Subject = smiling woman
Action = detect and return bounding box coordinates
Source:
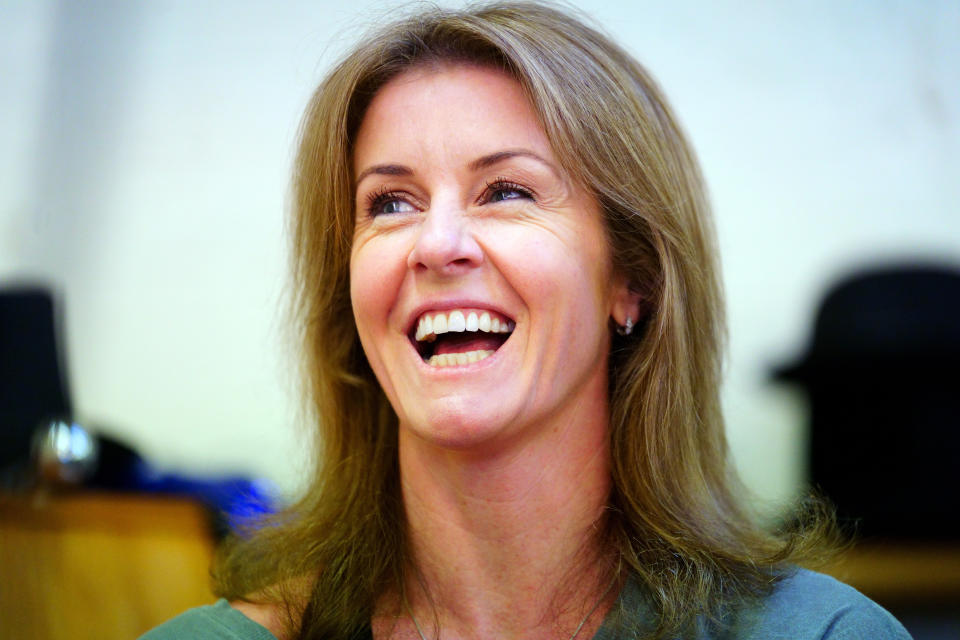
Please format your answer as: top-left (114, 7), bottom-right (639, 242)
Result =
top-left (141, 2), bottom-right (910, 640)
top-left (350, 65), bottom-right (627, 451)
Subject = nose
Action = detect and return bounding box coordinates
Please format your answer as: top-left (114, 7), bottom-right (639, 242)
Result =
top-left (407, 203), bottom-right (483, 275)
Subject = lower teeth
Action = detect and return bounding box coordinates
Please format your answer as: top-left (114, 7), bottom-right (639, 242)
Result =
top-left (427, 349), bottom-right (495, 367)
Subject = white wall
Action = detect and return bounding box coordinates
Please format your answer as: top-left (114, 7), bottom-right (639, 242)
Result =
top-left (2, 1), bottom-right (958, 505)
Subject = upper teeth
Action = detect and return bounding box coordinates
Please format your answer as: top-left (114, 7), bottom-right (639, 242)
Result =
top-left (415, 309), bottom-right (514, 342)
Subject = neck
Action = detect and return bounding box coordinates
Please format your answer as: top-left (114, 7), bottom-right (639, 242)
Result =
top-left (389, 386), bottom-right (616, 639)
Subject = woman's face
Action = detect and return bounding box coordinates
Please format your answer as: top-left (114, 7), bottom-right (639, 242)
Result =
top-left (350, 65), bottom-right (631, 451)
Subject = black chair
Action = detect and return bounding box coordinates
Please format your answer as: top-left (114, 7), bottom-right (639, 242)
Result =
top-left (773, 264), bottom-right (960, 540)
top-left (0, 286), bottom-right (72, 484)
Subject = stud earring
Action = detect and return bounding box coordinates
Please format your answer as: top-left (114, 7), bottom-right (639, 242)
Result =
top-left (616, 316), bottom-right (633, 336)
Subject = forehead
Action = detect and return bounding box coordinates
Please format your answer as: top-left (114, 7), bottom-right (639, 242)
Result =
top-left (352, 64), bottom-right (555, 172)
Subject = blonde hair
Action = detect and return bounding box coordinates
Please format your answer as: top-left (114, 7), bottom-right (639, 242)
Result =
top-left (213, 3), bottom-right (834, 638)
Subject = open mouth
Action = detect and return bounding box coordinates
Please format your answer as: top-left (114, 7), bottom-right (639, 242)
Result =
top-left (411, 309), bottom-right (514, 367)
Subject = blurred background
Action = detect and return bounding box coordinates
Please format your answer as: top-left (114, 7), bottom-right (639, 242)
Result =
top-left (2, 1), bottom-right (958, 637)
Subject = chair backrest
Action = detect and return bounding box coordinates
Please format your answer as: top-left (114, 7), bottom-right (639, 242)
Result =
top-left (0, 286), bottom-right (71, 473)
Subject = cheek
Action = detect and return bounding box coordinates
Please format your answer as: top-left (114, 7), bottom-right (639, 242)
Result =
top-left (349, 239), bottom-right (403, 341)
top-left (497, 229), bottom-right (612, 316)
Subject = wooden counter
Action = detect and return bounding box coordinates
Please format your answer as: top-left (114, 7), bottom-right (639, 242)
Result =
top-left (821, 540), bottom-right (960, 607)
top-left (0, 492), bottom-right (216, 639)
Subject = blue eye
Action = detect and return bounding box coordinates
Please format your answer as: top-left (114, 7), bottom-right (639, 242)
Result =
top-left (485, 179), bottom-right (533, 204)
top-left (380, 199), bottom-right (415, 214)
top-left (490, 187), bottom-right (525, 202)
top-left (366, 191), bottom-right (417, 216)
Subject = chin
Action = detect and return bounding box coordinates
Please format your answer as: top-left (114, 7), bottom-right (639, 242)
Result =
top-left (399, 399), bottom-right (520, 452)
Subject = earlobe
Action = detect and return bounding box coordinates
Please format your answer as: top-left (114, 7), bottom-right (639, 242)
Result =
top-left (610, 276), bottom-right (643, 335)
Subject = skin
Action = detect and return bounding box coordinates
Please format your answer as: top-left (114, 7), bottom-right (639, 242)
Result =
top-left (350, 65), bottom-right (639, 639)
top-left (350, 64), bottom-right (637, 456)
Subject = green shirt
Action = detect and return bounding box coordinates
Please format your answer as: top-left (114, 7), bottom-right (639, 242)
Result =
top-left (140, 569), bottom-right (911, 639)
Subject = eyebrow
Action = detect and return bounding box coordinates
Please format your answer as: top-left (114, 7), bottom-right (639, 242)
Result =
top-left (354, 163), bottom-right (413, 187)
top-left (468, 149), bottom-right (560, 175)
top-left (354, 148), bottom-right (560, 188)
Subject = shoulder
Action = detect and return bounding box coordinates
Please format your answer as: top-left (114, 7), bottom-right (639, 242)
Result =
top-left (139, 599), bottom-right (280, 640)
top-left (730, 568), bottom-right (912, 640)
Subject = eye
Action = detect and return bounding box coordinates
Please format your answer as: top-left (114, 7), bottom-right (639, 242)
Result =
top-left (366, 189), bottom-right (418, 216)
top-left (482, 179), bottom-right (534, 204)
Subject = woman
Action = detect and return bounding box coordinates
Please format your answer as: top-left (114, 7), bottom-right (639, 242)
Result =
top-left (144, 2), bottom-right (909, 639)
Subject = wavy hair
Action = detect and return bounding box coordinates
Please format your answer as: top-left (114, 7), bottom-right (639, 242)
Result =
top-left (212, 3), bottom-right (835, 638)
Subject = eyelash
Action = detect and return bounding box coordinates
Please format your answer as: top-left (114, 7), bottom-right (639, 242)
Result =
top-left (480, 177), bottom-right (535, 204)
top-left (363, 178), bottom-right (535, 217)
top-left (364, 186), bottom-right (417, 217)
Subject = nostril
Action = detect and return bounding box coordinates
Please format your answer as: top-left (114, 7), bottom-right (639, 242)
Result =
top-left (407, 220), bottom-right (483, 273)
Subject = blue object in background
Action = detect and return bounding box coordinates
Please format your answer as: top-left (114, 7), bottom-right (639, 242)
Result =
top-left (133, 463), bottom-right (277, 537)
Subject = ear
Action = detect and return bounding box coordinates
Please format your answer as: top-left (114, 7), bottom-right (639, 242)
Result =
top-left (610, 273), bottom-right (643, 331)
